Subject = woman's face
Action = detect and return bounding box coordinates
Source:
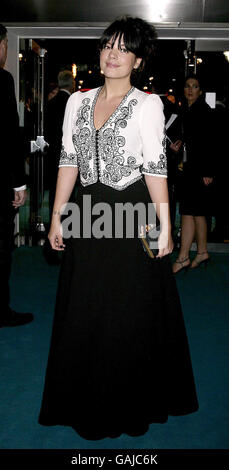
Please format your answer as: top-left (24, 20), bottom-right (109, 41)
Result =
top-left (100, 35), bottom-right (142, 82)
top-left (184, 78), bottom-right (202, 106)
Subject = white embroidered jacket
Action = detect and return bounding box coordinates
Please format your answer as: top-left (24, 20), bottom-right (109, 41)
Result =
top-left (59, 86), bottom-right (167, 190)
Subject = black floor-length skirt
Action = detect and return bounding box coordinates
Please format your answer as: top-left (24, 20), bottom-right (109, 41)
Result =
top-left (38, 179), bottom-right (198, 440)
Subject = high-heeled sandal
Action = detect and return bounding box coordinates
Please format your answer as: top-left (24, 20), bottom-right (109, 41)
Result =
top-left (190, 251), bottom-right (210, 269)
top-left (172, 257), bottom-right (190, 274)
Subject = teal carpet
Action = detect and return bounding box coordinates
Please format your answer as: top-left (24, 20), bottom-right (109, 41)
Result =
top-left (0, 247), bottom-right (229, 449)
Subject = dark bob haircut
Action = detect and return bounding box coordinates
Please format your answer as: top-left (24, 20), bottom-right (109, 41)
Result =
top-left (99, 16), bottom-right (157, 73)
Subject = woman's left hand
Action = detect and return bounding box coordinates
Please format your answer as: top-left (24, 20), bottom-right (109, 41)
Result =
top-left (156, 229), bottom-right (174, 258)
top-left (170, 139), bottom-right (182, 153)
top-left (203, 177), bottom-right (213, 186)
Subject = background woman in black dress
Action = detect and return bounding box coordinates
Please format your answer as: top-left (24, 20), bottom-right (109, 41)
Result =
top-left (39, 17), bottom-right (198, 440)
top-left (173, 75), bottom-right (214, 273)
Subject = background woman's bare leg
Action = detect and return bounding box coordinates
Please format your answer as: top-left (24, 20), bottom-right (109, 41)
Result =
top-left (191, 216), bottom-right (210, 267)
top-left (173, 215), bottom-right (195, 273)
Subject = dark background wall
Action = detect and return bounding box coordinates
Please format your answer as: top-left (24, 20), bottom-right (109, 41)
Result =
top-left (1, 0), bottom-right (229, 24)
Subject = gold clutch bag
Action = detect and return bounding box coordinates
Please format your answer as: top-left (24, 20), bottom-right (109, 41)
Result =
top-left (139, 225), bottom-right (160, 259)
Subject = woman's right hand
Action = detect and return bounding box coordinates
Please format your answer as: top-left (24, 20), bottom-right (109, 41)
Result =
top-left (48, 219), bottom-right (66, 251)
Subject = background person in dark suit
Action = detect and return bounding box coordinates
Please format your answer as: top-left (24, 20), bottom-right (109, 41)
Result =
top-left (161, 94), bottom-right (183, 239)
top-left (43, 70), bottom-right (75, 264)
top-left (172, 74), bottom-right (214, 273)
top-left (0, 24), bottom-right (33, 327)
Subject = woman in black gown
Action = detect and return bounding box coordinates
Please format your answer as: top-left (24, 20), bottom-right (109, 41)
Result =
top-left (172, 74), bottom-right (214, 273)
top-left (38, 16), bottom-right (198, 440)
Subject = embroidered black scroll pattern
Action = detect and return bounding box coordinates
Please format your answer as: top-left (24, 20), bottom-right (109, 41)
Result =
top-left (100, 99), bottom-right (139, 184)
top-left (142, 127), bottom-right (167, 176)
top-left (59, 145), bottom-right (78, 166)
top-left (73, 98), bottom-right (94, 182)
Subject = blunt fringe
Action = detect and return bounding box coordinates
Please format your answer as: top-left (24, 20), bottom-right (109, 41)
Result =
top-left (99, 16), bottom-right (157, 72)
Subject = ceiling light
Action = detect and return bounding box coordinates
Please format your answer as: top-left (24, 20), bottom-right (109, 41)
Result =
top-left (72, 64), bottom-right (77, 78)
top-left (148, 0), bottom-right (169, 21)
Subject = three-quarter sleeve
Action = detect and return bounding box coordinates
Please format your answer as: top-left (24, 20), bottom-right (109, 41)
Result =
top-left (59, 93), bottom-right (78, 167)
top-left (139, 93), bottom-right (167, 178)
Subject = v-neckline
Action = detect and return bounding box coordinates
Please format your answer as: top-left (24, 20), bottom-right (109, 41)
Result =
top-left (91, 86), bottom-right (135, 132)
